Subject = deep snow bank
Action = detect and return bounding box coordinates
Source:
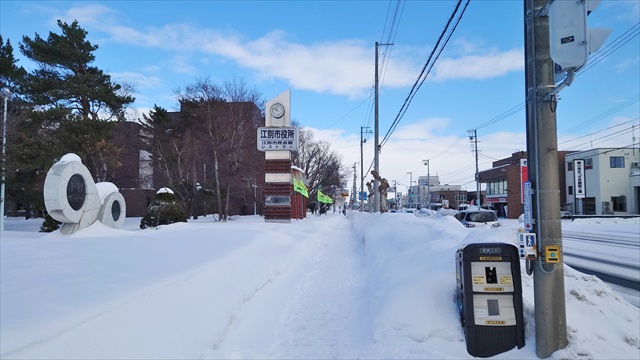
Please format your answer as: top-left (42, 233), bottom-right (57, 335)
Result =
top-left (349, 211), bottom-right (640, 359)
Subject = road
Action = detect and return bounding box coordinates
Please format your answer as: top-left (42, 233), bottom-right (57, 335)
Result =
top-left (562, 229), bottom-right (640, 307)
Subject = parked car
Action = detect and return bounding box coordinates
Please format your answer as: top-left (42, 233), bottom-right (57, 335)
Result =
top-left (560, 210), bottom-right (572, 219)
top-left (454, 209), bottom-right (500, 228)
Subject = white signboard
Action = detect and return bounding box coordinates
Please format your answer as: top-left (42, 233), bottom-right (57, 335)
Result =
top-left (574, 159), bottom-right (586, 199)
top-left (523, 181), bottom-right (533, 232)
top-left (257, 127), bottom-right (299, 151)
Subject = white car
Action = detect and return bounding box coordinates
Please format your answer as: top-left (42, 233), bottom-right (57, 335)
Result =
top-left (454, 209), bottom-right (500, 228)
top-left (560, 210), bottom-right (572, 219)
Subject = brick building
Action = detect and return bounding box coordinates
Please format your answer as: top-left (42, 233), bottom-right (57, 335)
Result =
top-left (478, 151), bottom-right (571, 219)
top-left (110, 101), bottom-right (265, 218)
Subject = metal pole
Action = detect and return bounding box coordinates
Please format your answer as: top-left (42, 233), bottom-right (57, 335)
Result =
top-left (373, 42), bottom-right (394, 213)
top-left (374, 42), bottom-right (380, 213)
top-left (524, 0), bottom-right (568, 357)
top-left (423, 159), bottom-right (430, 209)
top-left (360, 127), bottom-right (365, 212)
top-left (1, 88), bottom-right (10, 233)
top-left (253, 184), bottom-right (257, 215)
top-left (474, 130), bottom-right (480, 207)
top-left (394, 180), bottom-right (398, 209)
top-left (352, 162), bottom-right (357, 209)
top-left (408, 172), bottom-right (413, 208)
top-left (428, 161), bottom-right (430, 209)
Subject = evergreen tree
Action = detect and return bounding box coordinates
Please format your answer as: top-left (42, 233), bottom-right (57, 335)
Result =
top-left (0, 35), bottom-right (27, 92)
top-left (20, 20), bottom-right (134, 121)
top-left (19, 20), bottom-right (135, 182)
top-left (1, 35), bottom-right (47, 218)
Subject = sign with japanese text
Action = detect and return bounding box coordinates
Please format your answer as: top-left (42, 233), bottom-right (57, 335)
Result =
top-left (257, 127), bottom-right (299, 151)
top-left (523, 181), bottom-right (533, 232)
top-left (520, 159), bottom-right (528, 204)
top-left (574, 159), bottom-right (586, 199)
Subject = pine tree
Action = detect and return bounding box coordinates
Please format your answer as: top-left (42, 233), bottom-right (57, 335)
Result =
top-left (1, 35), bottom-right (47, 218)
top-left (19, 20), bottom-right (135, 182)
top-left (0, 35), bottom-right (27, 92)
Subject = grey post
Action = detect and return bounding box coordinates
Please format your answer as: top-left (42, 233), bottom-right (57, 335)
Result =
top-left (524, 0), bottom-right (568, 357)
top-left (1, 88), bottom-right (10, 233)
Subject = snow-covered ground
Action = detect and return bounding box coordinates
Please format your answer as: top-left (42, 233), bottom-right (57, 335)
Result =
top-left (1, 211), bottom-right (639, 359)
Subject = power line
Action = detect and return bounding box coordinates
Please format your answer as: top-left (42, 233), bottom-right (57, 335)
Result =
top-left (408, 23), bottom-right (638, 169)
top-left (316, 93), bottom-right (373, 131)
top-left (379, 1), bottom-right (405, 89)
top-left (558, 93), bottom-right (639, 138)
top-left (380, 0), bottom-right (469, 148)
top-left (433, 22), bottom-right (639, 158)
top-left (559, 117), bottom-right (640, 146)
top-left (576, 22), bottom-right (639, 76)
top-left (563, 127), bottom-right (637, 151)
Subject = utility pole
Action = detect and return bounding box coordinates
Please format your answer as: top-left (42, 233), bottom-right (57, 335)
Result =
top-left (352, 162), bottom-right (358, 209)
top-left (360, 126), bottom-right (372, 212)
top-left (374, 41), bottom-right (393, 213)
top-left (525, 0), bottom-right (567, 357)
top-left (406, 171), bottom-right (412, 208)
top-left (394, 180), bottom-right (398, 210)
top-left (423, 159), bottom-right (430, 209)
top-left (468, 129), bottom-right (481, 207)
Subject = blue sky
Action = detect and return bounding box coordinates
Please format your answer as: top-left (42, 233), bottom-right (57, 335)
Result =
top-left (1, 0), bottom-right (639, 192)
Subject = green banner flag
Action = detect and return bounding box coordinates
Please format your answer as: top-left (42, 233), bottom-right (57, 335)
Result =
top-left (293, 178), bottom-right (308, 198)
top-left (317, 189), bottom-right (333, 204)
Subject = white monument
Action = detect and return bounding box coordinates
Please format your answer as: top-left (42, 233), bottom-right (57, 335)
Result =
top-left (43, 153), bottom-right (126, 234)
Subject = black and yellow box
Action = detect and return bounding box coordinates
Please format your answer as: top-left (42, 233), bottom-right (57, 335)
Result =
top-left (455, 243), bottom-right (525, 357)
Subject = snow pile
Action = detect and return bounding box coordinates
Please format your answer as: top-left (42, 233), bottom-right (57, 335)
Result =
top-left (0, 213), bottom-right (638, 359)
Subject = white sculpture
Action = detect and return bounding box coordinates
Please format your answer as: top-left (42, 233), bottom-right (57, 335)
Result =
top-left (43, 153), bottom-right (126, 234)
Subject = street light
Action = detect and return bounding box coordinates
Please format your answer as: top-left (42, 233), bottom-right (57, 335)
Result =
top-left (1, 87), bottom-right (11, 233)
top-left (406, 171), bottom-right (412, 208)
top-left (423, 159), bottom-right (430, 210)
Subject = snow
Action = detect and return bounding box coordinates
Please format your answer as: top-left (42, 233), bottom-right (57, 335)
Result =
top-left (56, 153), bottom-right (82, 164)
top-left (1, 212), bottom-right (639, 359)
top-left (156, 187), bottom-right (174, 195)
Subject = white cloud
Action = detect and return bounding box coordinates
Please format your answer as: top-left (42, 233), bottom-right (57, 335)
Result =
top-left (53, 4), bottom-right (524, 97)
top-left (109, 72), bottom-right (163, 89)
top-left (166, 55), bottom-right (198, 75)
top-left (433, 48), bottom-right (524, 81)
top-left (64, 3), bottom-right (115, 25)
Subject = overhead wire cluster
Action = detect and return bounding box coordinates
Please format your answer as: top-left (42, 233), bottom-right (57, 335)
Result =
top-left (380, 0), bottom-right (471, 149)
top-left (576, 22), bottom-right (639, 77)
top-left (406, 20), bottom-right (639, 180)
top-left (359, 3), bottom-right (637, 188)
top-left (363, 0), bottom-right (471, 181)
top-left (360, 0), bottom-right (406, 177)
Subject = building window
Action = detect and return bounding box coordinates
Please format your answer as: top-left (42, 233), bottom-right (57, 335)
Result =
top-left (567, 162), bottom-right (573, 171)
top-left (486, 179), bottom-right (507, 196)
top-left (612, 196), bottom-right (626, 212)
top-left (568, 186), bottom-right (573, 195)
top-left (610, 156), bottom-right (625, 168)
